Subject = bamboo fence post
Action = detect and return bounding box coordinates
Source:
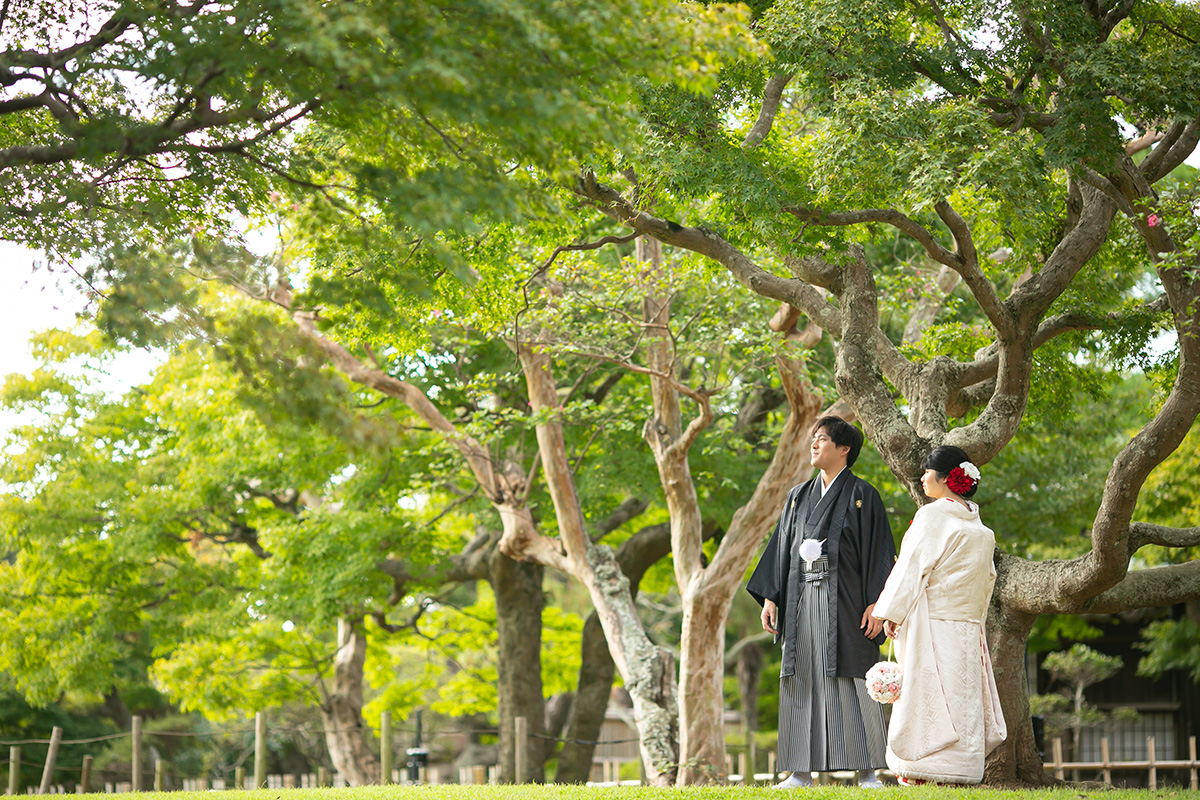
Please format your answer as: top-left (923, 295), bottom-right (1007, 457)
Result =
top-left (1100, 737), bottom-right (1111, 785)
top-left (79, 756), bottom-right (92, 795)
top-left (8, 746), bottom-right (20, 796)
top-left (317, 767), bottom-right (328, 788)
top-left (768, 750), bottom-right (776, 777)
top-left (153, 761), bottom-right (165, 792)
top-left (38, 726), bottom-right (63, 795)
top-left (130, 716), bottom-right (143, 793)
top-left (234, 767), bottom-right (245, 790)
top-left (1147, 736), bottom-right (1157, 790)
top-left (254, 713), bottom-right (267, 789)
top-left (514, 716), bottom-right (527, 785)
top-left (380, 711), bottom-right (392, 785)
top-left (1051, 738), bottom-right (1064, 781)
top-left (748, 737), bottom-right (757, 784)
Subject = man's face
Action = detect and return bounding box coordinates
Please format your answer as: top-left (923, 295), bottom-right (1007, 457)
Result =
top-left (809, 426), bottom-right (850, 472)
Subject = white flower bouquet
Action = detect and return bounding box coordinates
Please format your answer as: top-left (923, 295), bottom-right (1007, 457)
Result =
top-left (865, 660), bottom-right (903, 704)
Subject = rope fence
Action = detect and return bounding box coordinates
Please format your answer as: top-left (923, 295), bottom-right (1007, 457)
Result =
top-left (5, 713), bottom-right (1198, 793)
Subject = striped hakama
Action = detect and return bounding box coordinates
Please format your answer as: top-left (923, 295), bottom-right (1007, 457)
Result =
top-left (778, 556), bottom-right (887, 772)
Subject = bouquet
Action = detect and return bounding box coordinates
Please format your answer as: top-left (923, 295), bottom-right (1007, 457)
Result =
top-left (865, 660), bottom-right (903, 704)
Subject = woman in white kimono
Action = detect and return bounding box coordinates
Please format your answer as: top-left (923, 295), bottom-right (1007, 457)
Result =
top-left (871, 446), bottom-right (1006, 785)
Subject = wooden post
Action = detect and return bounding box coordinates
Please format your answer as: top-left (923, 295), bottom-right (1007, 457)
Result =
top-left (317, 767), bottom-right (328, 788)
top-left (514, 716), bottom-right (527, 785)
top-left (197, 777), bottom-right (209, 791)
top-left (8, 746), bottom-right (20, 796)
top-left (282, 775), bottom-right (295, 789)
top-left (380, 711), bottom-right (392, 785)
top-left (1189, 736), bottom-right (1197, 791)
top-left (39, 726), bottom-right (63, 795)
top-left (1051, 738), bottom-right (1064, 781)
top-left (154, 761), bottom-right (165, 792)
top-left (738, 751), bottom-right (747, 782)
top-left (472, 765), bottom-right (485, 785)
top-left (79, 756), bottom-right (92, 795)
top-left (1148, 736), bottom-right (1157, 790)
top-left (748, 737), bottom-right (757, 784)
top-left (235, 767), bottom-right (245, 790)
top-left (130, 716), bottom-right (143, 793)
top-left (768, 750), bottom-right (776, 778)
top-left (254, 712), bottom-right (267, 789)
top-left (1100, 737), bottom-right (1111, 785)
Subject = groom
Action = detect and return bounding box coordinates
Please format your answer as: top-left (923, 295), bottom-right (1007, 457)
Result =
top-left (747, 415), bottom-right (895, 789)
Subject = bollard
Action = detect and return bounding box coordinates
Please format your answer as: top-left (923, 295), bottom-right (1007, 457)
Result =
top-left (514, 717), bottom-right (527, 785)
top-left (9, 746), bottom-right (21, 796)
top-left (79, 756), bottom-right (92, 795)
top-left (39, 727), bottom-right (63, 795)
top-left (380, 711), bottom-right (392, 785)
top-left (131, 717), bottom-right (143, 793)
top-left (254, 713), bottom-right (267, 789)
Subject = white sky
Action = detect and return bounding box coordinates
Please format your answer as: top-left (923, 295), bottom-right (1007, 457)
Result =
top-left (0, 241), bottom-right (163, 440)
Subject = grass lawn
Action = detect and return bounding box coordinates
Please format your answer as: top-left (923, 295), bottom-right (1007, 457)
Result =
top-left (73, 786), bottom-right (1200, 800)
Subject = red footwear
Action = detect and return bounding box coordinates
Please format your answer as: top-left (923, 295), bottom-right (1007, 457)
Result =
top-left (897, 776), bottom-right (927, 786)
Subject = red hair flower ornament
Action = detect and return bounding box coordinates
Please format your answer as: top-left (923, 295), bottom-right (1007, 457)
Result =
top-left (945, 461), bottom-right (981, 495)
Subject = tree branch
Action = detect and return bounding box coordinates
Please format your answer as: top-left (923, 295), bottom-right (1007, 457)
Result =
top-left (1077, 561), bottom-right (1200, 614)
top-left (785, 205), bottom-right (961, 270)
top-left (1129, 522), bottom-right (1200, 553)
top-left (934, 200), bottom-right (1014, 339)
top-left (742, 72), bottom-right (793, 148)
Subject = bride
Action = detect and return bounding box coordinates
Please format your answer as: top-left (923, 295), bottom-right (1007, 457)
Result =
top-left (870, 445), bottom-right (1007, 785)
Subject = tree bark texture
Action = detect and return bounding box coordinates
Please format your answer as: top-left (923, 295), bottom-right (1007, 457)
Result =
top-left (517, 340), bottom-right (680, 785)
top-left (982, 559), bottom-right (1048, 785)
top-left (321, 617), bottom-right (379, 786)
top-left (491, 550), bottom-right (547, 783)
top-left (555, 521), bottom-right (674, 783)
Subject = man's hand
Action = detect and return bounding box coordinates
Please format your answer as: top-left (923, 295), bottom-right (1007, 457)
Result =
top-left (761, 599), bottom-right (778, 635)
top-left (861, 603), bottom-right (884, 639)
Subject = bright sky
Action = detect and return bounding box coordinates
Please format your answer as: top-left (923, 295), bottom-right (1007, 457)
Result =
top-left (0, 241), bottom-right (162, 440)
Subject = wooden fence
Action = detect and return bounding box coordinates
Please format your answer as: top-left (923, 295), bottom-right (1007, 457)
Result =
top-left (1044, 735), bottom-right (1199, 790)
top-left (4, 715), bottom-right (1199, 792)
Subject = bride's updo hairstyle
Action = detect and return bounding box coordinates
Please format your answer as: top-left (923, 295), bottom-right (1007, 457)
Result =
top-left (921, 445), bottom-right (979, 499)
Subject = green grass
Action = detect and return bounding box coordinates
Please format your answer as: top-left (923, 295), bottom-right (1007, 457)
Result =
top-left (69, 786), bottom-right (1200, 800)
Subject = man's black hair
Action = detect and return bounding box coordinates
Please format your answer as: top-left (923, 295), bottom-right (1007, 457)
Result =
top-left (812, 415), bottom-right (864, 468)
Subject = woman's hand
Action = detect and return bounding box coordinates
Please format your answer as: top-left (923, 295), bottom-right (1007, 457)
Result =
top-left (883, 620), bottom-right (900, 639)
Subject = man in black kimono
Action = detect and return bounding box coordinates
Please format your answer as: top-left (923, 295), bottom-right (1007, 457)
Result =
top-left (747, 415), bottom-right (895, 788)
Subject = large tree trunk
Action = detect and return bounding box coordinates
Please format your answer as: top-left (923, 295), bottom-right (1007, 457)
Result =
top-left (491, 550), bottom-right (547, 783)
top-left (321, 617), bottom-right (379, 786)
top-left (984, 577), bottom-right (1048, 786)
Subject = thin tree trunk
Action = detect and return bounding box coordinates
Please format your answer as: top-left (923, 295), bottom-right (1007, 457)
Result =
top-left (491, 550), bottom-right (546, 783)
top-left (555, 611), bottom-right (616, 783)
top-left (321, 617), bottom-right (379, 786)
top-left (556, 522), bottom-right (676, 783)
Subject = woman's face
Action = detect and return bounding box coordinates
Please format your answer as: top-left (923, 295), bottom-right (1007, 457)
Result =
top-left (921, 468), bottom-right (946, 499)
